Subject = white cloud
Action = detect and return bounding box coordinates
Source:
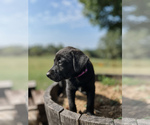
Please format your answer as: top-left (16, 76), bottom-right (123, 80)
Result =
top-left (30, 0), bottom-right (37, 4)
top-left (29, 9), bottom-right (83, 26)
top-left (123, 6), bottom-right (137, 12)
top-left (62, 0), bottom-right (71, 6)
top-left (29, 0), bottom-right (87, 28)
top-left (29, 1), bottom-right (84, 26)
top-left (127, 15), bottom-right (149, 22)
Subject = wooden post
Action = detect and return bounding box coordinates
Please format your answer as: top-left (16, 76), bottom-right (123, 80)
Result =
top-left (44, 82), bottom-right (64, 125)
top-left (122, 118), bottom-right (137, 125)
top-left (28, 80), bottom-right (36, 98)
top-left (46, 102), bottom-right (64, 125)
top-left (79, 114), bottom-right (114, 125)
top-left (0, 80), bottom-right (12, 97)
top-left (137, 119), bottom-right (150, 125)
top-left (114, 119), bottom-right (122, 125)
top-left (60, 109), bottom-right (81, 125)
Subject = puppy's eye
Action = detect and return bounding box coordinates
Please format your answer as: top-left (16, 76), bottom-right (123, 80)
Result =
top-left (58, 60), bottom-right (62, 65)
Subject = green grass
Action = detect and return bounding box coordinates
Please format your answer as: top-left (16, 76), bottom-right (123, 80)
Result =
top-left (0, 56), bottom-right (28, 90)
top-left (2, 55), bottom-right (149, 90)
top-left (122, 77), bottom-right (144, 85)
top-left (29, 55), bottom-right (55, 90)
top-left (91, 58), bottom-right (122, 74)
top-left (98, 76), bottom-right (120, 86)
top-left (29, 55), bottom-right (122, 90)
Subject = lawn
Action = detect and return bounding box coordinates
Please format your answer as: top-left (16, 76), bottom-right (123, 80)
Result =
top-left (1, 55), bottom-right (149, 90)
top-left (29, 55), bottom-right (122, 90)
top-left (0, 56), bottom-right (28, 90)
top-left (29, 55), bottom-right (55, 90)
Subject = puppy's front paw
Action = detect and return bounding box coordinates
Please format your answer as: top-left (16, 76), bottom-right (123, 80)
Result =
top-left (81, 110), bottom-right (94, 115)
top-left (86, 112), bottom-right (94, 116)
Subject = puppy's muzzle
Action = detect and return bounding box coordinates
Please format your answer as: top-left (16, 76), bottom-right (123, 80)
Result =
top-left (46, 70), bottom-right (55, 78)
top-left (46, 69), bottom-right (61, 82)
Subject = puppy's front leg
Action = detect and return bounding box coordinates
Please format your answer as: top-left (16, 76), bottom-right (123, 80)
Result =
top-left (66, 89), bottom-right (77, 112)
top-left (86, 87), bottom-right (95, 115)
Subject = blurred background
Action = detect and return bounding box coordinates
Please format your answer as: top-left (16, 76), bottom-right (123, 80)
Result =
top-left (28, 0), bottom-right (122, 89)
top-left (0, 0), bottom-right (28, 124)
top-left (122, 0), bottom-right (150, 119)
top-left (1, 0), bottom-right (149, 124)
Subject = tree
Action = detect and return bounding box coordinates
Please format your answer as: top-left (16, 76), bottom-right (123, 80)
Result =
top-left (79, 0), bottom-right (122, 31)
top-left (123, 0), bottom-right (150, 30)
top-left (79, 0), bottom-right (122, 59)
top-left (99, 30), bottom-right (122, 59)
top-left (123, 0), bottom-right (150, 59)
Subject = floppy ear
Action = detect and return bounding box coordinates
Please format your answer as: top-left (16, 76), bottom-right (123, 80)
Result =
top-left (71, 50), bottom-right (89, 73)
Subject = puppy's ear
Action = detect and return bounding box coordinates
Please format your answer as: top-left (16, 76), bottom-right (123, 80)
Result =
top-left (71, 50), bottom-right (89, 73)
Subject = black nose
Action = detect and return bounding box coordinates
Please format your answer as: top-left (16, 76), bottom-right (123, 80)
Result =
top-left (46, 72), bottom-right (50, 77)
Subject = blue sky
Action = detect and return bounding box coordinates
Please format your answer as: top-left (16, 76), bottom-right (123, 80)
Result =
top-left (28, 0), bottom-right (106, 49)
top-left (0, 0), bottom-right (106, 50)
top-left (1, 0), bottom-right (149, 50)
top-left (0, 0), bottom-right (28, 47)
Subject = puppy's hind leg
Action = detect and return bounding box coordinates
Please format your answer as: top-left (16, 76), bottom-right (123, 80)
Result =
top-left (86, 86), bottom-right (95, 115)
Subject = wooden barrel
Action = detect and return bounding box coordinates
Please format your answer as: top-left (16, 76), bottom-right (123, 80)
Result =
top-left (43, 82), bottom-right (149, 125)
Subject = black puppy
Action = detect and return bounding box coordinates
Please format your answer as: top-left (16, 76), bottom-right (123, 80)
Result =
top-left (46, 46), bottom-right (95, 115)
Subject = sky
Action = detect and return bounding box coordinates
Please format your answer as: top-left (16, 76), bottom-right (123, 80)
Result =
top-left (28, 0), bottom-right (106, 49)
top-left (0, 0), bottom-right (106, 50)
top-left (0, 0), bottom-right (149, 50)
top-left (0, 0), bottom-right (28, 47)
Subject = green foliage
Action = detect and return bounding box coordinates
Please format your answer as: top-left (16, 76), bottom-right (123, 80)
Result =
top-left (123, 0), bottom-right (150, 30)
top-left (29, 44), bottom-right (121, 59)
top-left (123, 29), bottom-right (150, 59)
top-left (123, 1), bottom-right (150, 59)
top-left (79, 0), bottom-right (122, 30)
top-left (98, 76), bottom-right (120, 86)
top-left (79, 0), bottom-right (122, 59)
top-left (83, 49), bottom-right (100, 58)
top-left (102, 77), bottom-right (119, 86)
top-left (117, 117), bottom-right (122, 119)
top-left (99, 30), bottom-right (122, 59)
top-left (122, 77), bottom-right (142, 85)
top-left (29, 46), bottom-right (44, 56)
top-left (0, 46), bottom-right (27, 56)
top-left (28, 43), bottom-right (122, 59)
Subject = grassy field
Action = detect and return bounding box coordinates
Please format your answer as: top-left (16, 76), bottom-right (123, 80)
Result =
top-left (29, 55), bottom-right (55, 90)
top-left (2, 56), bottom-right (149, 90)
top-left (0, 56), bottom-right (28, 90)
top-left (29, 55), bottom-right (122, 90)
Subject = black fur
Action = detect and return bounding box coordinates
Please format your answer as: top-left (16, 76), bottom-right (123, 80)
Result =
top-left (46, 46), bottom-right (95, 115)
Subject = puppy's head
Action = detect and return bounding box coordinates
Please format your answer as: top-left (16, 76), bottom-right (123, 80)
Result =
top-left (46, 46), bottom-right (89, 82)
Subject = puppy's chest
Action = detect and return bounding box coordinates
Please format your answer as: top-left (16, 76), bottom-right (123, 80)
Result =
top-left (69, 78), bottom-right (87, 88)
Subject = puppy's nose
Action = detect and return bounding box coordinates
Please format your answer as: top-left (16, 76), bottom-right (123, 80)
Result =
top-left (46, 72), bottom-right (50, 77)
top-left (46, 70), bottom-right (55, 77)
